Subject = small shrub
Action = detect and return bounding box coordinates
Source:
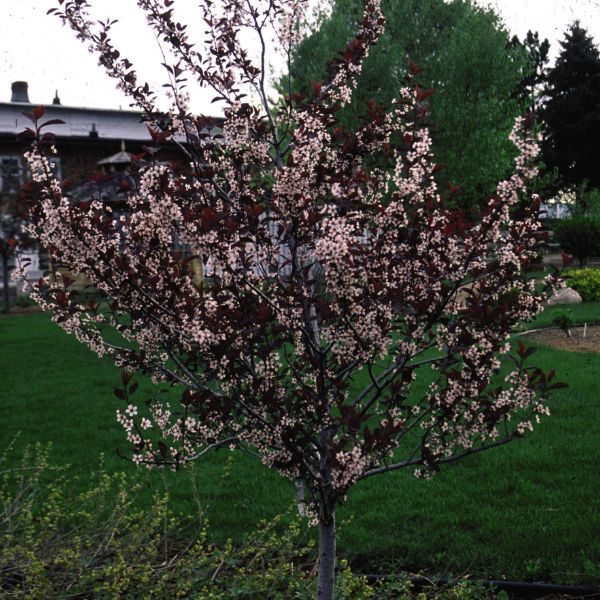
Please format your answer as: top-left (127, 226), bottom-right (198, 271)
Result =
top-left (11, 294), bottom-right (36, 308)
top-left (563, 268), bottom-right (600, 301)
top-left (554, 218), bottom-right (600, 266)
top-left (552, 309), bottom-right (575, 337)
top-left (0, 443), bottom-right (313, 598)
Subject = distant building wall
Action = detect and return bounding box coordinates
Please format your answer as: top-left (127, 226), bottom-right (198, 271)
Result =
top-left (540, 202), bottom-right (572, 220)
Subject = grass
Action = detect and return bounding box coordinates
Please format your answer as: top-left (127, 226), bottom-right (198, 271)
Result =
top-left (518, 301), bottom-right (600, 330)
top-left (2, 310), bottom-right (600, 584)
top-left (517, 265), bottom-right (600, 330)
top-left (0, 313), bottom-right (292, 538)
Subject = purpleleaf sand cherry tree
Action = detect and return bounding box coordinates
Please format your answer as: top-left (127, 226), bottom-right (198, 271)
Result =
top-left (21, 0), bottom-right (563, 598)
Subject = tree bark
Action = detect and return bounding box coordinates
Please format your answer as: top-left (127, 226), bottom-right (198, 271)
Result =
top-left (2, 253), bottom-right (9, 314)
top-left (317, 508), bottom-right (336, 600)
top-left (295, 479), bottom-right (306, 516)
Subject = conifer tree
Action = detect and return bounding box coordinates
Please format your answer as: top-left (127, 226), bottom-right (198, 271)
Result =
top-left (509, 30), bottom-right (550, 113)
top-left (542, 22), bottom-right (600, 188)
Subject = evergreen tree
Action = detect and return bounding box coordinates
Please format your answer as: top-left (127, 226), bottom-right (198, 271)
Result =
top-left (509, 30), bottom-right (550, 112)
top-left (541, 21), bottom-right (600, 189)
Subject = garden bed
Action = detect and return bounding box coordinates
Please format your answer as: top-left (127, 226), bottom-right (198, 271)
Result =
top-left (524, 325), bottom-right (600, 353)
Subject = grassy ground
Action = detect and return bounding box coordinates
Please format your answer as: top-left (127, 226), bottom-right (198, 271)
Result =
top-left (518, 301), bottom-right (600, 330)
top-left (2, 311), bottom-right (600, 584)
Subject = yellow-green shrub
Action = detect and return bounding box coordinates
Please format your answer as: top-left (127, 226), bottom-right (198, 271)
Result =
top-left (0, 443), bottom-right (495, 599)
top-left (563, 268), bottom-right (600, 301)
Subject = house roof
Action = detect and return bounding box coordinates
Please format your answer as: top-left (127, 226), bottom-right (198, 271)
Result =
top-left (0, 101), bottom-right (156, 141)
top-left (0, 101), bottom-right (222, 144)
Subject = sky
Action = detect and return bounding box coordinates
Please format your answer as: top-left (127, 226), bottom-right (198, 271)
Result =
top-left (0, 0), bottom-right (599, 115)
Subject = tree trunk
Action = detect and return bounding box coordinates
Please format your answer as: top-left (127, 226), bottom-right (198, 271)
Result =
top-left (317, 508), bottom-right (336, 600)
top-left (295, 479), bottom-right (306, 516)
top-left (2, 253), bottom-right (9, 314)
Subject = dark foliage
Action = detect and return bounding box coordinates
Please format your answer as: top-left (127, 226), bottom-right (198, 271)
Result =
top-left (509, 30), bottom-right (550, 112)
top-left (554, 217), bottom-right (600, 266)
top-left (541, 22), bottom-right (600, 189)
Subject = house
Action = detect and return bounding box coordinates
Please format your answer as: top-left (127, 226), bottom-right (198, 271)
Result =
top-left (0, 81), bottom-right (216, 296)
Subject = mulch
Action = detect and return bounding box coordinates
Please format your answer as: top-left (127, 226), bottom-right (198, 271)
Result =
top-left (523, 325), bottom-right (600, 354)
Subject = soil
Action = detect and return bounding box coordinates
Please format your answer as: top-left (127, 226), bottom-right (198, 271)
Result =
top-left (523, 325), bottom-right (600, 354)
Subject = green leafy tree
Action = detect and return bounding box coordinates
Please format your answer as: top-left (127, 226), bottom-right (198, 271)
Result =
top-left (281, 0), bottom-right (530, 214)
top-left (564, 180), bottom-right (600, 218)
top-left (541, 21), bottom-right (600, 189)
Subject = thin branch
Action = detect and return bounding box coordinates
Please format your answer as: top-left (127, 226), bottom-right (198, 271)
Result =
top-left (358, 433), bottom-right (515, 481)
top-left (185, 437), bottom-right (240, 462)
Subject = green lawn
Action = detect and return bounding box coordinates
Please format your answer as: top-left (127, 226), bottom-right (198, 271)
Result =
top-left (2, 310), bottom-right (600, 584)
top-left (517, 301), bottom-right (600, 330)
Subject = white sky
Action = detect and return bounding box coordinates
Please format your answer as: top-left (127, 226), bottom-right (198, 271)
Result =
top-left (0, 0), bottom-right (598, 115)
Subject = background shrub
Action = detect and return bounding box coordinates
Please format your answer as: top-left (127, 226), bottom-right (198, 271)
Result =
top-left (562, 268), bottom-right (600, 301)
top-left (551, 308), bottom-right (575, 336)
top-left (554, 218), bottom-right (600, 266)
top-left (11, 294), bottom-right (36, 308)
